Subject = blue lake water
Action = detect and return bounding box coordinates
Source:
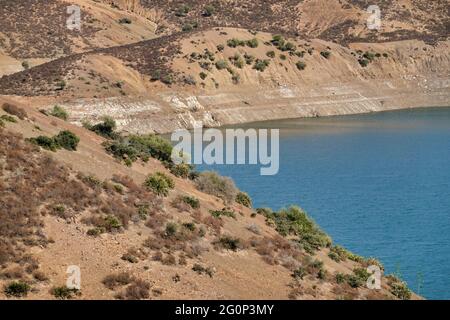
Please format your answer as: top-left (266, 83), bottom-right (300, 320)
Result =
top-left (196, 107), bottom-right (450, 299)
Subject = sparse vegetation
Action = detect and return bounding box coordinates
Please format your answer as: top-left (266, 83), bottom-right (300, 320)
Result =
top-left (261, 206), bottom-right (331, 253)
top-left (296, 61), bottom-right (306, 70)
top-left (192, 264), bottom-right (215, 277)
top-left (253, 59), bottom-right (270, 72)
top-left (215, 235), bottom-right (242, 251)
top-left (49, 105), bottom-right (68, 120)
top-left (202, 4), bottom-right (216, 17)
top-left (320, 51), bottom-right (331, 59)
top-left (236, 192), bottom-right (252, 208)
top-left (246, 38), bottom-right (259, 48)
top-left (2, 103), bottom-right (27, 120)
top-left (266, 50), bottom-right (275, 58)
top-left (4, 281), bottom-right (30, 297)
top-left (144, 172), bottom-right (175, 196)
top-left (227, 38), bottom-right (246, 48)
top-left (118, 17), bottom-right (132, 24)
top-left (210, 208), bottom-right (236, 219)
top-left (175, 4), bottom-right (190, 17)
top-left (103, 272), bottom-right (134, 290)
top-left (28, 130), bottom-right (79, 152)
top-left (215, 59), bottom-right (228, 70)
top-left (229, 53), bottom-right (244, 69)
top-left (51, 286), bottom-right (80, 299)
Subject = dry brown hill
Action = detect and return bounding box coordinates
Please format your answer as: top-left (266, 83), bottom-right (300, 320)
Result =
top-left (0, 97), bottom-right (418, 300)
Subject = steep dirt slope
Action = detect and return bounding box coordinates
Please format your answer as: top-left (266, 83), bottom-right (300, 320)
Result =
top-left (134, 0), bottom-right (449, 43)
top-left (0, 97), bottom-right (417, 300)
top-left (0, 28), bottom-right (448, 133)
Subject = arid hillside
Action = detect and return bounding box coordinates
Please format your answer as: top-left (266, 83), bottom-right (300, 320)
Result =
top-left (0, 1), bottom-right (448, 133)
top-left (0, 97), bottom-right (418, 300)
top-left (0, 0), bottom-right (158, 75)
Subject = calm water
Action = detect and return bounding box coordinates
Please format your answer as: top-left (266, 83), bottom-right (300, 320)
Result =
top-left (196, 107), bottom-right (450, 299)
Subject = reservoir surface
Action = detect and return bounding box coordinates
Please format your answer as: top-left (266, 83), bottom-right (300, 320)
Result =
top-left (196, 107), bottom-right (450, 299)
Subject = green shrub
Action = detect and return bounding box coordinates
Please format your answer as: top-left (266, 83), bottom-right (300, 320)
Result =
top-left (165, 222), bottom-right (178, 237)
top-left (346, 274), bottom-right (364, 288)
top-left (90, 116), bottom-right (117, 139)
top-left (182, 222), bottom-right (196, 232)
top-left (328, 245), bottom-right (349, 262)
top-left (128, 134), bottom-right (173, 162)
top-left (390, 281), bottom-right (411, 300)
top-left (358, 58), bottom-right (369, 67)
top-left (202, 4), bottom-right (215, 17)
top-left (28, 135), bottom-right (59, 151)
top-left (22, 61), bottom-right (29, 70)
top-left (271, 35), bottom-right (285, 47)
top-left (246, 38), bottom-right (259, 48)
top-left (192, 264), bottom-right (215, 277)
top-left (253, 59), bottom-right (270, 72)
top-left (244, 53), bottom-right (255, 65)
top-left (266, 51), bottom-right (275, 58)
top-left (118, 17), bottom-right (132, 24)
top-left (210, 208), bottom-right (236, 219)
top-left (229, 53), bottom-right (244, 69)
top-left (181, 196), bottom-right (200, 209)
top-left (195, 171), bottom-right (238, 204)
top-left (296, 61), bottom-right (306, 70)
top-left (51, 286), bottom-right (80, 299)
top-left (216, 44), bottom-right (225, 52)
top-left (170, 163), bottom-right (192, 178)
top-left (335, 273), bottom-right (346, 284)
top-left (4, 281), bottom-right (30, 297)
top-left (54, 130), bottom-right (80, 151)
top-left (104, 215), bottom-right (122, 230)
top-left (363, 51), bottom-right (376, 61)
top-left (235, 192), bottom-right (252, 208)
top-left (175, 4), bottom-right (190, 17)
top-left (1, 114), bottom-right (17, 123)
top-left (227, 38), bottom-right (245, 48)
top-left (262, 206), bottom-right (331, 253)
top-left (199, 72), bottom-right (207, 80)
top-left (215, 59), bottom-right (228, 70)
top-left (50, 105), bottom-right (68, 120)
top-left (56, 80), bottom-right (66, 91)
top-left (292, 267), bottom-right (306, 280)
top-left (353, 267), bottom-right (371, 282)
top-left (161, 73), bottom-right (175, 84)
top-left (216, 236), bottom-right (241, 251)
top-left (182, 23), bottom-right (195, 32)
top-left (231, 74), bottom-right (240, 84)
top-left (320, 51), bottom-right (331, 59)
top-left (104, 134), bottom-right (173, 164)
top-left (87, 227), bottom-right (105, 236)
top-left (145, 172), bottom-right (175, 196)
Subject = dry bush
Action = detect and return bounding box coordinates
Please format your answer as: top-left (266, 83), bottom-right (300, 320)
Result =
top-left (202, 215), bottom-right (223, 234)
top-left (194, 171), bottom-right (238, 204)
top-left (115, 279), bottom-right (151, 300)
top-left (102, 272), bottom-right (134, 290)
top-left (171, 196), bottom-right (192, 212)
top-left (161, 253), bottom-right (177, 265)
top-left (2, 103), bottom-right (27, 120)
top-left (121, 247), bottom-right (147, 263)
